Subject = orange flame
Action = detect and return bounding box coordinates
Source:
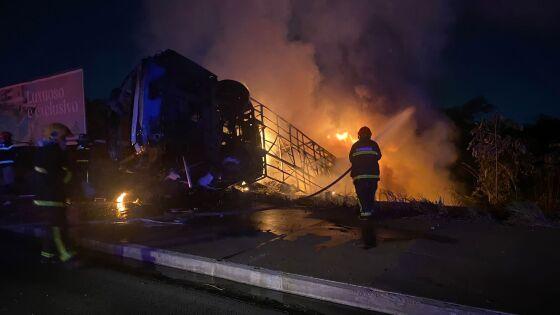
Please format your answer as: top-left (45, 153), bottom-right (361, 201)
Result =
top-left (335, 131), bottom-right (348, 141)
top-left (334, 131), bottom-right (357, 144)
top-left (116, 192), bottom-right (127, 219)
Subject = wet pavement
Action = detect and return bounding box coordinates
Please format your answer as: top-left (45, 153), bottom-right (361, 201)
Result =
top-left (2, 198), bottom-right (560, 313)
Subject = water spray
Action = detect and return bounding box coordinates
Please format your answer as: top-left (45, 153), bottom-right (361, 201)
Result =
top-left (299, 107), bottom-right (415, 200)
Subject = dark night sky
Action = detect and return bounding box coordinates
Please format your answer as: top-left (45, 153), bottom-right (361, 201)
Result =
top-left (430, 1), bottom-right (560, 122)
top-left (1, 1), bottom-right (559, 122)
top-left (0, 1), bottom-right (146, 99)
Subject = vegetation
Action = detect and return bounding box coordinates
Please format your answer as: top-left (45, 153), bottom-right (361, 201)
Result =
top-left (445, 97), bottom-right (560, 218)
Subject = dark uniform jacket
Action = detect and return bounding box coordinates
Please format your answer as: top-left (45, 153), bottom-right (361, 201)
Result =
top-left (33, 142), bottom-right (71, 204)
top-left (349, 138), bottom-right (382, 180)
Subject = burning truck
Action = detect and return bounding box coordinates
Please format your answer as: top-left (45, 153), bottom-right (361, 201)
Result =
top-left (83, 50), bottom-right (335, 207)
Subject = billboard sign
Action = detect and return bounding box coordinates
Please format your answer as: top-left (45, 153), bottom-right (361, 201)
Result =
top-left (0, 69), bottom-right (86, 143)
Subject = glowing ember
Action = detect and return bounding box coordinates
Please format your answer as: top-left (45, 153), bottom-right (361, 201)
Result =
top-left (116, 192), bottom-right (126, 203)
top-left (335, 132), bottom-right (349, 141)
top-left (116, 192), bottom-right (127, 219)
top-left (334, 131), bottom-right (358, 144)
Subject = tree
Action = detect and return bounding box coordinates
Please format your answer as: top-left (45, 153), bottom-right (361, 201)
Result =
top-left (444, 97), bottom-right (494, 197)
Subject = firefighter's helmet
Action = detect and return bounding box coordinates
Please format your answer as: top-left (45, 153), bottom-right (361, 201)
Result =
top-left (358, 126), bottom-right (372, 139)
top-left (43, 123), bottom-right (72, 142)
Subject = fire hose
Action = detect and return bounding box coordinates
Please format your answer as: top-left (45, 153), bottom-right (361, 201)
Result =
top-left (298, 167), bottom-right (351, 200)
top-left (298, 133), bottom-right (385, 200)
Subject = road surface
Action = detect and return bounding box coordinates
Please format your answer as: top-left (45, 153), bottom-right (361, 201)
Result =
top-left (0, 230), bottom-right (373, 314)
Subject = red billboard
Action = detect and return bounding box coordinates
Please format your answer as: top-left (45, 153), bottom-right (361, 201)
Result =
top-left (0, 69), bottom-right (86, 143)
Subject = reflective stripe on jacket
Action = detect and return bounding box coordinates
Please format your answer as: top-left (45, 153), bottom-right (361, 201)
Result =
top-left (0, 144), bottom-right (15, 165)
top-left (349, 138), bottom-right (382, 179)
top-left (33, 200), bottom-right (66, 207)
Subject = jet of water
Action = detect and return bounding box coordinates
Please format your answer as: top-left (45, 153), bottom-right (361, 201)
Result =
top-left (374, 107), bottom-right (415, 142)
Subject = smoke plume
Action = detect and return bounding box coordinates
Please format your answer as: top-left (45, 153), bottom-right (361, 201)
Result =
top-left (143, 0), bottom-right (457, 201)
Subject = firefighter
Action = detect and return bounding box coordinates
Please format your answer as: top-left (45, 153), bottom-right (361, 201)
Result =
top-left (0, 131), bottom-right (15, 195)
top-left (33, 123), bottom-right (76, 264)
top-left (349, 126), bottom-right (382, 219)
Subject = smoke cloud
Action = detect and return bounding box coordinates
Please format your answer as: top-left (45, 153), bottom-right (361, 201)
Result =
top-left (143, 0), bottom-right (457, 201)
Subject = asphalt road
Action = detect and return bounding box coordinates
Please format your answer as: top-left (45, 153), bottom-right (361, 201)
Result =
top-left (0, 230), bottom-right (373, 315)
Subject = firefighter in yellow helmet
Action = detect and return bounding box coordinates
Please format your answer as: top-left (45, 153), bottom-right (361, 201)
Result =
top-left (33, 123), bottom-right (76, 264)
top-left (349, 126), bottom-right (382, 219)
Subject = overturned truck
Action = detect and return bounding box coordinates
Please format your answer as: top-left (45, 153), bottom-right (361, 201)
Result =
top-left (91, 50), bottom-right (335, 202)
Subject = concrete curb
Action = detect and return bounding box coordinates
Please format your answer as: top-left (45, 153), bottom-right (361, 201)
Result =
top-left (2, 224), bottom-right (511, 315)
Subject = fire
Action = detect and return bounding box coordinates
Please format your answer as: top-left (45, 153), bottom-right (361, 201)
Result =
top-left (334, 131), bottom-right (357, 144)
top-left (144, 2), bottom-right (458, 203)
top-left (240, 181), bottom-right (249, 192)
top-left (335, 132), bottom-right (348, 141)
top-left (386, 144), bottom-right (400, 153)
top-left (116, 192), bottom-right (126, 202)
top-left (115, 192), bottom-right (127, 219)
